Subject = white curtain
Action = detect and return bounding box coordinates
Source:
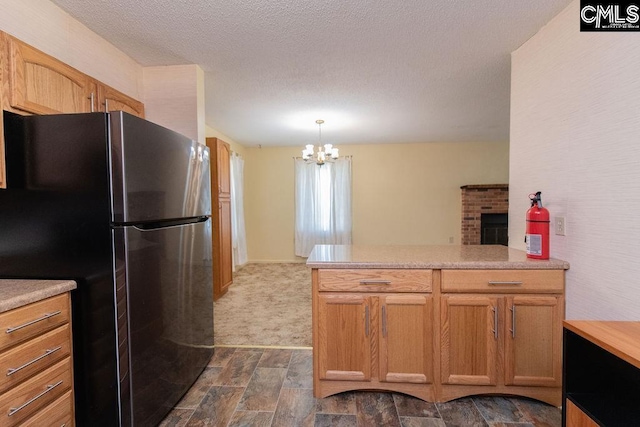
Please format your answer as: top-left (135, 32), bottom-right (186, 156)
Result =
top-left (295, 157), bottom-right (352, 257)
top-left (230, 153), bottom-right (248, 270)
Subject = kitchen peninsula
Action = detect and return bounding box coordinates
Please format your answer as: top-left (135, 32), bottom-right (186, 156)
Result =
top-left (307, 245), bottom-right (569, 406)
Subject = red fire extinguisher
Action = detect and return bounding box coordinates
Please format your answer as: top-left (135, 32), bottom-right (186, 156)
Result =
top-left (525, 191), bottom-right (550, 260)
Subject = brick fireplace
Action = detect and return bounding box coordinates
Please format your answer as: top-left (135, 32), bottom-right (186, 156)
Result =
top-left (461, 184), bottom-right (509, 245)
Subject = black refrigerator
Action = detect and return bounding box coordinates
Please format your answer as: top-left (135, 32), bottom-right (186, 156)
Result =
top-left (0, 111), bottom-right (214, 426)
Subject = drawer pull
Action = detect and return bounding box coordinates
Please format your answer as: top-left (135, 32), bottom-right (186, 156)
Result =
top-left (382, 306), bottom-right (387, 337)
top-left (5, 311), bottom-right (62, 334)
top-left (8, 380), bottom-right (63, 416)
top-left (492, 306), bottom-right (498, 339)
top-left (365, 306), bottom-right (370, 337)
top-left (7, 346), bottom-right (62, 376)
top-left (359, 280), bottom-right (391, 285)
top-left (487, 281), bottom-right (523, 286)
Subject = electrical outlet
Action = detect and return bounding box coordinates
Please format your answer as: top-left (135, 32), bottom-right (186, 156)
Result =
top-left (555, 217), bottom-right (566, 236)
top-left (449, 237), bottom-right (454, 243)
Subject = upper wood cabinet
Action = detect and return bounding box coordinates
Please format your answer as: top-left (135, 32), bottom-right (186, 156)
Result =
top-left (0, 32), bottom-right (145, 188)
top-left (4, 35), bottom-right (94, 115)
top-left (97, 83), bottom-right (144, 118)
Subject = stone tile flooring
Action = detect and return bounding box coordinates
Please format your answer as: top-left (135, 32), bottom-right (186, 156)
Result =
top-left (160, 347), bottom-right (561, 427)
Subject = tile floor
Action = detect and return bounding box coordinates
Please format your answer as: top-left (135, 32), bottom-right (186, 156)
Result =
top-left (160, 347), bottom-right (561, 427)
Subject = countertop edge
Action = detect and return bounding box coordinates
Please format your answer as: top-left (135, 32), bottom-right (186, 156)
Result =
top-left (306, 261), bottom-right (570, 270)
top-left (0, 280), bottom-right (77, 313)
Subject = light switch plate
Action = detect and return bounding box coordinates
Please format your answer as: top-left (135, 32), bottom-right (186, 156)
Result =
top-left (555, 217), bottom-right (566, 236)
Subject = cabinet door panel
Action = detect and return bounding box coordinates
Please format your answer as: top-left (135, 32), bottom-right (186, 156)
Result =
top-left (441, 295), bottom-right (498, 385)
top-left (505, 296), bottom-right (562, 387)
top-left (218, 199), bottom-right (233, 293)
top-left (8, 37), bottom-right (92, 114)
top-left (97, 83), bottom-right (144, 118)
top-left (379, 294), bottom-right (432, 384)
top-left (217, 140), bottom-right (231, 196)
top-left (317, 294), bottom-right (371, 382)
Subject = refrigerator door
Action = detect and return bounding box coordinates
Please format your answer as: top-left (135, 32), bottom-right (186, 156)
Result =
top-left (113, 219), bottom-right (214, 426)
top-left (109, 111), bottom-right (211, 224)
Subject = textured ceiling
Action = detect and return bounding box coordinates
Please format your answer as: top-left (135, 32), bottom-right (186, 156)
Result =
top-left (50, 0), bottom-right (571, 147)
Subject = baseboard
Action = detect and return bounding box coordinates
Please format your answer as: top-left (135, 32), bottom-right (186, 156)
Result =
top-left (246, 259), bottom-right (307, 264)
top-left (214, 344), bottom-right (312, 350)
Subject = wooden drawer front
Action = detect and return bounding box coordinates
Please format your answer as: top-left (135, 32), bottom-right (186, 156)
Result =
top-left (0, 324), bottom-right (71, 394)
top-left (318, 269), bottom-right (432, 292)
top-left (0, 357), bottom-right (71, 427)
top-left (0, 294), bottom-right (70, 352)
top-left (441, 270), bottom-right (564, 293)
top-left (20, 390), bottom-right (73, 427)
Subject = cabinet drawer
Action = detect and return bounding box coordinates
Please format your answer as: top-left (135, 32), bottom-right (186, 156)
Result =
top-left (0, 357), bottom-right (71, 427)
top-left (20, 390), bottom-right (74, 427)
top-left (318, 269), bottom-right (432, 292)
top-left (0, 324), bottom-right (71, 393)
top-left (0, 294), bottom-right (70, 352)
top-left (441, 270), bottom-right (564, 293)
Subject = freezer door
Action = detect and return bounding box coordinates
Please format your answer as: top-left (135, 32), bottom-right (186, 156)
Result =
top-left (110, 111), bottom-right (211, 223)
top-left (113, 219), bottom-right (213, 426)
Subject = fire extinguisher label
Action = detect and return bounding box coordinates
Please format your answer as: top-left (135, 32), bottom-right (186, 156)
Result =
top-left (526, 234), bottom-right (542, 256)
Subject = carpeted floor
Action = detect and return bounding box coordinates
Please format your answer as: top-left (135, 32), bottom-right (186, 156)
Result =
top-left (213, 263), bottom-right (312, 347)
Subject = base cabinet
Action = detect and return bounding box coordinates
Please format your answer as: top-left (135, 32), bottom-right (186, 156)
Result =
top-left (0, 293), bottom-right (75, 426)
top-left (313, 267), bottom-right (565, 406)
top-left (314, 269), bottom-right (433, 400)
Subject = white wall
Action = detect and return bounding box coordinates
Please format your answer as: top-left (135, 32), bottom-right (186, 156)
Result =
top-left (143, 65), bottom-right (205, 143)
top-left (509, 0), bottom-right (640, 319)
top-left (0, 0), bottom-right (142, 99)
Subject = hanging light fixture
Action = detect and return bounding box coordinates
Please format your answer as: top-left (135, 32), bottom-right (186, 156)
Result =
top-left (302, 119), bottom-right (339, 166)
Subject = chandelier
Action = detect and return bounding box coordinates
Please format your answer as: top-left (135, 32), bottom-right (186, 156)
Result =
top-left (302, 119), bottom-right (339, 166)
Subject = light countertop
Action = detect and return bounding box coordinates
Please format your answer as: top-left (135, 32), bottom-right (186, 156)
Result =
top-left (306, 245), bottom-right (569, 270)
top-left (0, 279), bottom-right (77, 313)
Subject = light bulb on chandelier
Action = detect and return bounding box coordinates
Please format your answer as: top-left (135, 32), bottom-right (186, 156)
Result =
top-left (302, 119), bottom-right (339, 165)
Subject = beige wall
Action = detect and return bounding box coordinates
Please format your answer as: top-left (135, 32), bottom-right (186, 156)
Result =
top-left (509, 0), bottom-right (640, 319)
top-left (246, 142), bottom-right (509, 262)
top-left (205, 126), bottom-right (246, 157)
top-left (0, 0), bottom-right (143, 100)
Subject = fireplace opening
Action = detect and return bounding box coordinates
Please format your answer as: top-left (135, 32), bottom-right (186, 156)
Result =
top-left (481, 213), bottom-right (508, 246)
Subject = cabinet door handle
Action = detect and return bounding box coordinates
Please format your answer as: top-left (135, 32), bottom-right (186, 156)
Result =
top-left (89, 92), bottom-right (95, 112)
top-left (510, 305), bottom-right (516, 338)
top-left (104, 99), bottom-right (109, 111)
top-left (364, 305), bottom-right (370, 337)
top-left (8, 380), bottom-right (63, 416)
top-left (488, 281), bottom-right (523, 286)
top-left (7, 346), bottom-right (62, 376)
top-left (492, 306), bottom-right (498, 339)
top-left (382, 306), bottom-right (387, 337)
top-left (6, 311), bottom-right (62, 334)
top-left (359, 280), bottom-right (391, 285)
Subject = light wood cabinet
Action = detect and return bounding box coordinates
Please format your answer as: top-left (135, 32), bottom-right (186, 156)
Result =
top-left (441, 295), bottom-right (498, 386)
top-left (317, 294), bottom-right (371, 382)
top-left (0, 293), bottom-right (75, 426)
top-left (312, 265), bottom-right (565, 406)
top-left (439, 269), bottom-right (564, 405)
top-left (96, 83), bottom-right (144, 118)
top-left (314, 269), bottom-right (434, 401)
top-left (206, 137), bottom-right (233, 300)
top-left (440, 295), bottom-right (562, 389)
top-left (3, 35), bottom-right (94, 115)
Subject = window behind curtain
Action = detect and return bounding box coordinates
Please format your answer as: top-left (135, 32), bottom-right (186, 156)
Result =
top-left (294, 157), bottom-right (352, 257)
